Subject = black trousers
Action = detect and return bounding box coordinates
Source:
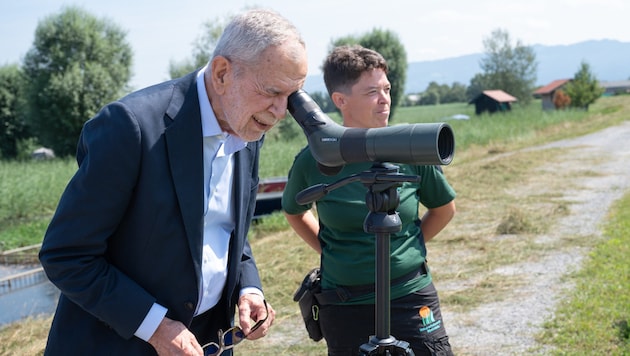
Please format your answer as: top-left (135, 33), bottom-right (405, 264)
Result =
top-left (319, 282), bottom-right (453, 356)
top-left (189, 300), bottom-right (233, 356)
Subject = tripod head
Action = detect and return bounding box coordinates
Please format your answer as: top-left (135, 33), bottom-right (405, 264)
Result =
top-left (296, 162), bottom-right (419, 206)
top-left (296, 162), bottom-right (419, 236)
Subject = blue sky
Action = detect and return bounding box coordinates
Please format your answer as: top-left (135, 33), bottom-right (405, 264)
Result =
top-left (1, 0), bottom-right (629, 90)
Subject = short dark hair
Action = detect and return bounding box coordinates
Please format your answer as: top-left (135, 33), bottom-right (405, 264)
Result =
top-left (322, 45), bottom-right (388, 97)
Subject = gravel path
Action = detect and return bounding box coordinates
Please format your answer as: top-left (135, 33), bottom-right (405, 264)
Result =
top-left (443, 121), bottom-right (630, 355)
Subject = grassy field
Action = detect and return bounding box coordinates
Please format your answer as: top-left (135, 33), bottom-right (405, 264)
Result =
top-left (0, 98), bottom-right (598, 249)
top-left (0, 159), bottom-right (75, 250)
top-left (536, 192), bottom-right (630, 355)
top-left (0, 96), bottom-right (629, 355)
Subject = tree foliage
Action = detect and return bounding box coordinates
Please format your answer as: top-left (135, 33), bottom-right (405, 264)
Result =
top-left (331, 28), bottom-right (407, 120)
top-left (169, 17), bottom-right (230, 79)
top-left (309, 91), bottom-right (336, 113)
top-left (563, 61), bottom-right (604, 110)
top-left (466, 73), bottom-right (491, 102)
top-left (478, 29), bottom-right (537, 104)
top-left (0, 64), bottom-right (30, 159)
top-left (418, 90), bottom-right (440, 106)
top-left (22, 6), bottom-right (132, 156)
top-left (442, 82), bottom-right (468, 104)
top-left (417, 81), bottom-right (468, 106)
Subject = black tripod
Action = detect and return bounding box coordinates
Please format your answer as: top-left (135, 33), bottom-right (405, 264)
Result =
top-left (296, 162), bottom-right (418, 356)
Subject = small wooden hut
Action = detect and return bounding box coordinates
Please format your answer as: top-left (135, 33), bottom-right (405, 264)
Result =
top-left (469, 90), bottom-right (518, 115)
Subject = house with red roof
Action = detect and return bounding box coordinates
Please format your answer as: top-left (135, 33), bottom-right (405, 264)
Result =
top-left (533, 79), bottom-right (572, 110)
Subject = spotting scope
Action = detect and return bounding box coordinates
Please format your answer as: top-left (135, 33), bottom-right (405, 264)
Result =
top-left (287, 89), bottom-right (455, 175)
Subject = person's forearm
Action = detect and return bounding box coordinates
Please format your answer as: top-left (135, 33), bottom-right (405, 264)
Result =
top-left (284, 211), bottom-right (322, 254)
top-left (421, 201), bottom-right (456, 242)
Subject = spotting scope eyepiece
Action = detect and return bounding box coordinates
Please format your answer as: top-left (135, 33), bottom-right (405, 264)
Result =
top-left (287, 89), bottom-right (455, 175)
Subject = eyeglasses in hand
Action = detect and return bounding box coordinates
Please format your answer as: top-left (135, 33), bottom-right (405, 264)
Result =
top-left (201, 300), bottom-right (269, 356)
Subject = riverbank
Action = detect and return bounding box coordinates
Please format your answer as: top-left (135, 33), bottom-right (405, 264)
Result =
top-left (0, 244), bottom-right (58, 327)
top-left (0, 279), bottom-right (58, 327)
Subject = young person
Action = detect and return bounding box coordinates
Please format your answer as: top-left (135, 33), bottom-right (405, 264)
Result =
top-left (282, 45), bottom-right (456, 355)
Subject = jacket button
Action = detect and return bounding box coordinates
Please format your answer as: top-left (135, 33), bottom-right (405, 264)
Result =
top-left (184, 302), bottom-right (195, 311)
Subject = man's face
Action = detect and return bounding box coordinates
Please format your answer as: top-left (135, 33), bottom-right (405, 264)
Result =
top-left (216, 44), bottom-right (308, 142)
top-left (341, 68), bottom-right (391, 129)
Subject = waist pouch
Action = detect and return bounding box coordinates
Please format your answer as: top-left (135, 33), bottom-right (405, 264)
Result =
top-left (293, 267), bottom-right (323, 341)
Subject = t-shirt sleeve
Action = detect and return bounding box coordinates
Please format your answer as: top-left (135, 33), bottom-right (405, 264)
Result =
top-left (417, 165), bottom-right (456, 208)
top-left (281, 148), bottom-right (313, 215)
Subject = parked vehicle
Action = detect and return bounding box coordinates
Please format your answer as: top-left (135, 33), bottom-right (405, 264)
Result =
top-left (254, 176), bottom-right (287, 219)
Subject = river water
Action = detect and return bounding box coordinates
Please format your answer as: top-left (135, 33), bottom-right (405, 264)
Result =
top-left (0, 264), bottom-right (59, 327)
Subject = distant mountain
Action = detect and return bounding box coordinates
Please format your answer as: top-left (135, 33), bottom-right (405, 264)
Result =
top-left (303, 39), bottom-right (630, 95)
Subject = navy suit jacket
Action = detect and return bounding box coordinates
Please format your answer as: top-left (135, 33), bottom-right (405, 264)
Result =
top-left (39, 71), bottom-right (263, 355)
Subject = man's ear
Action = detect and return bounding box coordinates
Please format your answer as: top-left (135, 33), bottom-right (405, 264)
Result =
top-left (210, 56), bottom-right (230, 95)
top-left (331, 92), bottom-right (345, 110)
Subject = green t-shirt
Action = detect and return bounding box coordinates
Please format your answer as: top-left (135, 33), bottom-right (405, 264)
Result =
top-left (282, 146), bottom-right (456, 304)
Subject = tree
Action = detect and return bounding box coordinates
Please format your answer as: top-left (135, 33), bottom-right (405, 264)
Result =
top-left (425, 82), bottom-right (446, 104)
top-left (309, 91), bottom-right (336, 113)
top-left (419, 81), bottom-right (467, 105)
top-left (467, 73), bottom-right (491, 102)
top-left (479, 29), bottom-right (537, 104)
top-left (418, 90), bottom-right (440, 106)
top-left (331, 28), bottom-right (407, 119)
top-left (169, 17), bottom-right (230, 79)
top-left (442, 82), bottom-right (468, 104)
top-left (563, 61), bottom-right (604, 110)
top-left (22, 6), bottom-right (133, 156)
top-left (0, 64), bottom-right (31, 159)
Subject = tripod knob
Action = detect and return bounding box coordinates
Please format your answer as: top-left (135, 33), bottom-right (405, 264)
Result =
top-left (365, 185), bottom-right (400, 213)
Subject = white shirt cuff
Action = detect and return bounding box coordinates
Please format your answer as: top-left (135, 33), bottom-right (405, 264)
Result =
top-left (239, 287), bottom-right (264, 298)
top-left (134, 303), bottom-right (168, 342)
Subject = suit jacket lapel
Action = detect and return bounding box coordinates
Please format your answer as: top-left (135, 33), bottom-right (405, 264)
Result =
top-left (164, 73), bottom-right (204, 279)
top-left (224, 141), bottom-right (256, 300)
top-left (231, 143), bottom-right (254, 241)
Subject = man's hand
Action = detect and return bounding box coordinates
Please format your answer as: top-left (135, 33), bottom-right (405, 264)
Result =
top-left (238, 294), bottom-right (276, 340)
top-left (148, 316), bottom-right (204, 355)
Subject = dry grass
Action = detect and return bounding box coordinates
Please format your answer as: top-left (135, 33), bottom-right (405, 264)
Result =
top-left (240, 127), bottom-right (612, 353)
top-left (0, 316), bottom-right (50, 356)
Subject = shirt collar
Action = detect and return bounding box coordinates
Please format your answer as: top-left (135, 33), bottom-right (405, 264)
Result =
top-left (196, 66), bottom-right (247, 155)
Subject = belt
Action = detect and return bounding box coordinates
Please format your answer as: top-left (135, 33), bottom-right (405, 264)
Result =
top-left (315, 261), bottom-right (429, 305)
